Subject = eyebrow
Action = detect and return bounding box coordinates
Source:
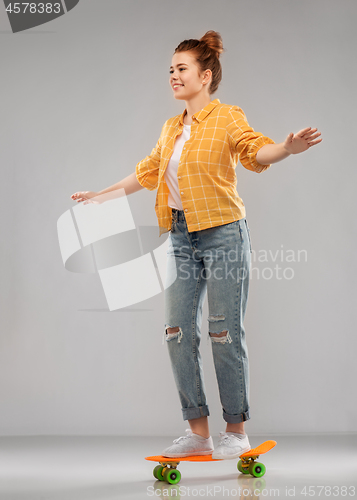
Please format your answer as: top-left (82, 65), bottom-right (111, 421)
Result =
top-left (169, 63), bottom-right (188, 69)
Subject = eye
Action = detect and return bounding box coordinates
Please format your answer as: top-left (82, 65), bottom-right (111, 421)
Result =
top-left (169, 67), bottom-right (186, 74)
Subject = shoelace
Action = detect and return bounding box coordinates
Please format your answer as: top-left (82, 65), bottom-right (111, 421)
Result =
top-left (218, 432), bottom-right (240, 445)
top-left (219, 435), bottom-right (234, 445)
top-left (172, 429), bottom-right (193, 444)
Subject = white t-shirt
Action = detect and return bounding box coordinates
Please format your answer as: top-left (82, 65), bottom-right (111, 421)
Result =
top-left (164, 124), bottom-right (191, 210)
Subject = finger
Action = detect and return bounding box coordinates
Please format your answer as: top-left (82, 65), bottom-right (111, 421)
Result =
top-left (307, 132), bottom-right (321, 141)
top-left (302, 128), bottom-right (319, 138)
top-left (307, 138), bottom-right (323, 147)
top-left (296, 127), bottom-right (312, 137)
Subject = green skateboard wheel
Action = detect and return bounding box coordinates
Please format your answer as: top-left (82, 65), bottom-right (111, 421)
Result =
top-left (249, 462), bottom-right (266, 478)
top-left (153, 465), bottom-right (164, 480)
top-left (164, 467), bottom-right (181, 484)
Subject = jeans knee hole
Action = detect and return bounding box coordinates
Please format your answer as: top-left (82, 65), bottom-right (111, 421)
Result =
top-left (208, 314), bottom-right (225, 322)
top-left (165, 326), bottom-right (183, 343)
top-left (209, 330), bottom-right (232, 344)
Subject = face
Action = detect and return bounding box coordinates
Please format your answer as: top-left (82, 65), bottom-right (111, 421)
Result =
top-left (169, 51), bottom-right (211, 100)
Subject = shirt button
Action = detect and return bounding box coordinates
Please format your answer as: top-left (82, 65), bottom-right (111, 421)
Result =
top-left (181, 192), bottom-right (184, 195)
top-left (185, 209), bottom-right (188, 213)
top-left (178, 176), bottom-right (181, 179)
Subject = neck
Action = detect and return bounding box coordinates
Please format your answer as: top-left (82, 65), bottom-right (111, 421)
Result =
top-left (184, 94), bottom-right (212, 122)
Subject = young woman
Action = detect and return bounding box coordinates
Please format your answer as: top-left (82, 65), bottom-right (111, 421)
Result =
top-left (71, 31), bottom-right (322, 460)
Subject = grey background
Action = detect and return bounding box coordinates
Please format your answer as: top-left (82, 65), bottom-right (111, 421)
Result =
top-left (0, 0), bottom-right (356, 437)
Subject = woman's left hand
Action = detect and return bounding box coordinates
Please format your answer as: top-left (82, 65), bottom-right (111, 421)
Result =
top-left (283, 127), bottom-right (322, 155)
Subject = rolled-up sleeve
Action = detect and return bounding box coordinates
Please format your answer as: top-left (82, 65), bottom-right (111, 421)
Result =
top-left (226, 106), bottom-right (275, 173)
top-left (135, 135), bottom-right (162, 191)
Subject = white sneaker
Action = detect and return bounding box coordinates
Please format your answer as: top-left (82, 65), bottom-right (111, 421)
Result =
top-left (161, 429), bottom-right (214, 458)
top-left (212, 432), bottom-right (251, 459)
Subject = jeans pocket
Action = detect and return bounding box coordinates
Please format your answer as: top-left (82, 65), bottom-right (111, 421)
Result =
top-left (244, 219), bottom-right (252, 253)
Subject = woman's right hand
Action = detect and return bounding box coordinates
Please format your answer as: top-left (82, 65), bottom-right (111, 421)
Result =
top-left (71, 191), bottom-right (99, 204)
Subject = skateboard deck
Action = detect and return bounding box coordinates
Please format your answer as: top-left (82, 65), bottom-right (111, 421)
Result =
top-left (240, 439), bottom-right (277, 459)
top-left (146, 439), bottom-right (276, 484)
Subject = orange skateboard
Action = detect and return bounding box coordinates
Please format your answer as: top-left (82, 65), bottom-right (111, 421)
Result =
top-left (145, 440), bottom-right (276, 484)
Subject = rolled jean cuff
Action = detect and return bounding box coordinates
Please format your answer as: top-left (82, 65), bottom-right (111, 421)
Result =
top-left (223, 409), bottom-right (250, 424)
top-left (182, 405), bottom-right (210, 421)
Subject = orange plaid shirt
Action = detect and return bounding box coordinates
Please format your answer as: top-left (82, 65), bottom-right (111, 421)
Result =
top-left (135, 98), bottom-right (275, 236)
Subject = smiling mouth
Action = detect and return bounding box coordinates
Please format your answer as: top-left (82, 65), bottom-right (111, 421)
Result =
top-left (173, 84), bottom-right (184, 89)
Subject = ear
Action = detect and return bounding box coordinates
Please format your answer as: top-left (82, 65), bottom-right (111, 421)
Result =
top-left (202, 69), bottom-right (212, 85)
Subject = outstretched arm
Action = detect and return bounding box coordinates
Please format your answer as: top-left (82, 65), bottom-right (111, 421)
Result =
top-left (256, 127), bottom-right (322, 165)
top-left (71, 172), bottom-right (144, 204)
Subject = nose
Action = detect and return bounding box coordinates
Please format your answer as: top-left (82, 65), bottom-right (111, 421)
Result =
top-left (170, 68), bottom-right (179, 80)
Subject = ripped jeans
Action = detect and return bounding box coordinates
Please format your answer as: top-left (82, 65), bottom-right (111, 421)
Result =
top-left (164, 209), bottom-right (252, 424)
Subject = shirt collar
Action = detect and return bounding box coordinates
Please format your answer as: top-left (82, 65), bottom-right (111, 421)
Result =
top-left (179, 98), bottom-right (220, 125)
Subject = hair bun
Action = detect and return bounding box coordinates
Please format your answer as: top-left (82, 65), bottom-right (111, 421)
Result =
top-left (199, 30), bottom-right (224, 57)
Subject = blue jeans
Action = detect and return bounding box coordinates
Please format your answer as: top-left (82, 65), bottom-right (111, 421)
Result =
top-left (164, 209), bottom-right (252, 424)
